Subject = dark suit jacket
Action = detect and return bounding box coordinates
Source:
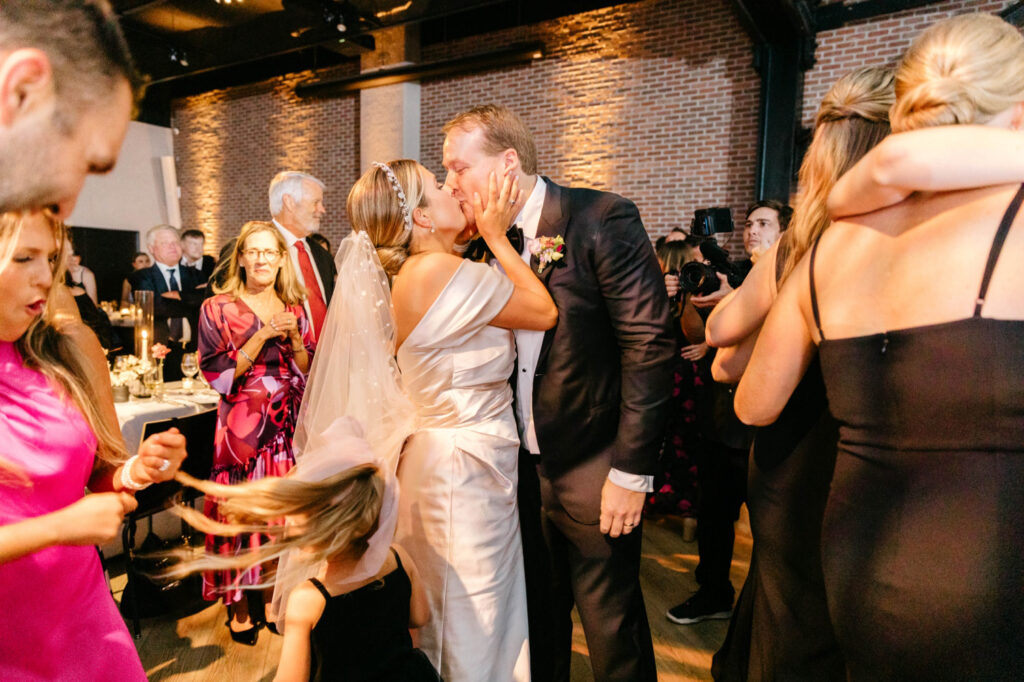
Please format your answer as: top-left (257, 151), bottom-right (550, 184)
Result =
top-left (213, 233), bottom-right (337, 305)
top-left (129, 263), bottom-right (204, 349)
top-left (530, 179), bottom-right (675, 513)
top-left (182, 255), bottom-right (216, 284)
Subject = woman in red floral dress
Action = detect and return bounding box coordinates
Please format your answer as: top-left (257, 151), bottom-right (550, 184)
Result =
top-left (198, 220), bottom-right (314, 644)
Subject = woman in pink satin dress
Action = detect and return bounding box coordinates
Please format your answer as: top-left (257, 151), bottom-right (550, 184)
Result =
top-left (0, 212), bottom-right (186, 681)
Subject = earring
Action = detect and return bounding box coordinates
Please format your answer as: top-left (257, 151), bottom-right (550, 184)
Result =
top-left (429, 222), bottom-right (436, 234)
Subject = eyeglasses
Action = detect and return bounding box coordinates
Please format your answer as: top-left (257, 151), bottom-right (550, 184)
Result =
top-left (241, 248), bottom-right (284, 263)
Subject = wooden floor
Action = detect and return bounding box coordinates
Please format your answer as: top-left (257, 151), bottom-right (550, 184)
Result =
top-left (113, 512), bottom-right (751, 681)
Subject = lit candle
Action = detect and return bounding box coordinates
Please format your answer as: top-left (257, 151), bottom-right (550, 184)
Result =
top-left (140, 330), bottom-right (149, 362)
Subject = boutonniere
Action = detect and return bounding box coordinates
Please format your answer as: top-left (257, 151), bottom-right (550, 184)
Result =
top-left (529, 236), bottom-right (566, 274)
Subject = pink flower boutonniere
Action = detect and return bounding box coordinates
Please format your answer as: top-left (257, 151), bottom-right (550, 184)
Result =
top-left (529, 235), bottom-right (566, 274)
top-left (151, 343), bottom-right (171, 360)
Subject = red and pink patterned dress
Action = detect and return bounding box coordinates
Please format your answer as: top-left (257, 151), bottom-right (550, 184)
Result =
top-left (197, 293), bottom-right (315, 603)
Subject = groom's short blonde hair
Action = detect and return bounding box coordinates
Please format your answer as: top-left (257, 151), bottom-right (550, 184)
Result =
top-left (443, 104), bottom-right (538, 175)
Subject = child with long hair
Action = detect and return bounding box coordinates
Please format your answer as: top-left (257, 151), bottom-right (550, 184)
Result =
top-left (168, 416), bottom-right (439, 682)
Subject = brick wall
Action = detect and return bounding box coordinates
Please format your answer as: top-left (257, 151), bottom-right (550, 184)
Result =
top-left (418, 0), bottom-right (761, 252)
top-left (171, 66), bottom-right (360, 252)
top-left (170, 0), bottom-right (1023, 258)
top-left (802, 0), bottom-right (1014, 127)
top-left (171, 0), bottom-right (761, 255)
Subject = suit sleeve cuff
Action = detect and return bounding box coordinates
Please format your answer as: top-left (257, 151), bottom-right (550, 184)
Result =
top-left (608, 468), bottom-right (654, 493)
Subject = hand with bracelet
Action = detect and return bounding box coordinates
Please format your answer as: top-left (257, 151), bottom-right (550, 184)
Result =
top-left (117, 427), bottom-right (188, 491)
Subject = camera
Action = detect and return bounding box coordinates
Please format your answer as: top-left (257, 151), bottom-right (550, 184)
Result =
top-left (676, 207), bottom-right (750, 297)
top-left (679, 241), bottom-right (749, 295)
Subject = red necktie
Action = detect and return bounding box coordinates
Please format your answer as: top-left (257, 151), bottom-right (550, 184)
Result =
top-left (294, 241), bottom-right (327, 339)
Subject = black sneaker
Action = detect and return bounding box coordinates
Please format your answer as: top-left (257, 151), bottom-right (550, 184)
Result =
top-left (666, 588), bottom-right (733, 625)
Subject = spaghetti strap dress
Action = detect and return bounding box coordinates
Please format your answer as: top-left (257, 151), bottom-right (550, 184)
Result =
top-left (713, 235), bottom-right (844, 681)
top-left (306, 549), bottom-right (440, 682)
top-left (811, 185), bottom-right (1024, 680)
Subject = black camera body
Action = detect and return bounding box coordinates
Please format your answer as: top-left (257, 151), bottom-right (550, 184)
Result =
top-left (679, 241), bottom-right (748, 295)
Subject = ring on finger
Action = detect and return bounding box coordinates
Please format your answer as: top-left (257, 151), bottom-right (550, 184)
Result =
top-left (158, 458), bottom-right (170, 472)
top-left (508, 198), bottom-right (516, 206)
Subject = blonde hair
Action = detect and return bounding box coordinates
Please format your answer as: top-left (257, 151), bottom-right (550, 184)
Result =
top-left (0, 212), bottom-right (128, 474)
top-left (165, 463), bottom-right (383, 581)
top-left (443, 104), bottom-right (538, 175)
top-left (779, 67), bottom-right (894, 286)
top-left (212, 221), bottom-right (307, 305)
top-left (346, 160), bottom-right (426, 281)
top-left (891, 13), bottom-right (1024, 133)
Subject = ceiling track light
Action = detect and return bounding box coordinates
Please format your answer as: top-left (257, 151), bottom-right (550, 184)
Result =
top-left (322, 7), bottom-right (346, 33)
top-left (169, 47), bottom-right (189, 68)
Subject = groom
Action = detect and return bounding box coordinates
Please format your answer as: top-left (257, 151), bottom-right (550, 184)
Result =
top-left (443, 105), bottom-right (675, 682)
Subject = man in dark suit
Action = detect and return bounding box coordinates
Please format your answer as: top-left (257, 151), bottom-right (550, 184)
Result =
top-left (443, 105), bottom-right (675, 682)
top-left (211, 171), bottom-right (336, 342)
top-left (180, 228), bottom-right (216, 284)
top-left (131, 225), bottom-right (204, 381)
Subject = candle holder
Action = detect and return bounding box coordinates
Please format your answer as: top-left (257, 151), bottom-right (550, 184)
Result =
top-left (133, 290), bottom-right (154, 361)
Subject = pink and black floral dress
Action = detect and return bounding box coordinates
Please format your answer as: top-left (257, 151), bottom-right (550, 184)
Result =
top-left (197, 293), bottom-right (315, 603)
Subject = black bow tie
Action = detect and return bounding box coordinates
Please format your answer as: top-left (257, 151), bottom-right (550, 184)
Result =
top-left (463, 225), bottom-right (524, 261)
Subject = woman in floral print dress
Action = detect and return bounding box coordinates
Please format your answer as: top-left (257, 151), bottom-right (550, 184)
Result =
top-left (198, 220), bottom-right (314, 645)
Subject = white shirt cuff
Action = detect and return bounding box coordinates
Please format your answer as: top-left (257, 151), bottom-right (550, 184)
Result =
top-left (608, 468), bottom-right (654, 493)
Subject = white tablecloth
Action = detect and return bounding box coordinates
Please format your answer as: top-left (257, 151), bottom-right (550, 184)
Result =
top-left (115, 382), bottom-right (220, 450)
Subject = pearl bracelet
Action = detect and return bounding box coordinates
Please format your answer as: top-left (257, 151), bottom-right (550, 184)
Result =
top-left (119, 455), bottom-right (151, 491)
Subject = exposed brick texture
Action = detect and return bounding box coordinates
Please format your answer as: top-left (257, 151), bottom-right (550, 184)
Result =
top-left (803, 0), bottom-right (1014, 128)
top-left (171, 0), bottom-right (1016, 260)
top-left (172, 66), bottom-right (360, 252)
top-left (172, 0), bottom-right (761, 256)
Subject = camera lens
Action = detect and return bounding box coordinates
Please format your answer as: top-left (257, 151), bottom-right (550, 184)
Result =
top-left (679, 262), bottom-right (720, 296)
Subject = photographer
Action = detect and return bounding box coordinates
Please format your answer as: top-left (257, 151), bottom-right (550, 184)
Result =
top-left (665, 201), bottom-right (791, 626)
top-left (648, 240), bottom-right (708, 521)
top-left (667, 201), bottom-right (791, 309)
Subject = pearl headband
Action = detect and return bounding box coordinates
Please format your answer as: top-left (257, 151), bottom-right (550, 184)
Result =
top-left (372, 162), bottom-right (413, 237)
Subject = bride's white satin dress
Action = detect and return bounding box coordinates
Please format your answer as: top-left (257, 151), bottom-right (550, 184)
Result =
top-left (396, 261), bottom-right (531, 682)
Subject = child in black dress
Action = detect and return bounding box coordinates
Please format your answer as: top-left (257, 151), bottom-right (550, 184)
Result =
top-left (170, 418), bottom-right (440, 682)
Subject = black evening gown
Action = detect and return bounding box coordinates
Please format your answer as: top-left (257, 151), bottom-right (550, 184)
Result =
top-left (712, 233), bottom-right (845, 682)
top-left (811, 185), bottom-right (1024, 681)
top-left (307, 550), bottom-right (440, 682)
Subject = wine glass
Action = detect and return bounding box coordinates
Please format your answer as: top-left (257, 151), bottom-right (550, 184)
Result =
top-left (180, 352), bottom-right (199, 393)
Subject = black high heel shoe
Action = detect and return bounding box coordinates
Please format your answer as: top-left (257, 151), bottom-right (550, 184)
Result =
top-left (226, 617), bottom-right (261, 646)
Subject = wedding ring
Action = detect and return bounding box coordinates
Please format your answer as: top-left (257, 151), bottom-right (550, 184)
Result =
top-left (158, 458), bottom-right (171, 472)
top-left (624, 522), bottom-right (634, 528)
top-left (508, 198), bottom-right (516, 206)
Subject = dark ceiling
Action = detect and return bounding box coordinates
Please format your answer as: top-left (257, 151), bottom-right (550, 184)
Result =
top-left (115, 0), bottom-right (991, 123)
top-left (113, 0), bottom-right (646, 119)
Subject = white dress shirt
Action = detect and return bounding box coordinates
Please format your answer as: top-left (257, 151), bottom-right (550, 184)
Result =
top-left (272, 219), bottom-right (328, 325)
top-left (154, 261), bottom-right (191, 343)
top-left (510, 178), bottom-right (652, 493)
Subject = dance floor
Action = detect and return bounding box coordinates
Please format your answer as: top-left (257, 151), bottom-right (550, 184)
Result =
top-left (112, 512), bottom-right (752, 681)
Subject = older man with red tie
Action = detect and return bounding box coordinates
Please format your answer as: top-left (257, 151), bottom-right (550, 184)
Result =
top-left (266, 171), bottom-right (336, 342)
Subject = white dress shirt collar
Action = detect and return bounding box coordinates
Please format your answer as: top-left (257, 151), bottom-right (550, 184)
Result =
top-left (515, 177), bottom-right (547, 240)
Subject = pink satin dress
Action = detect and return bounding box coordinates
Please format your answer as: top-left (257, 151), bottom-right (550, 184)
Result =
top-left (0, 340), bottom-right (146, 681)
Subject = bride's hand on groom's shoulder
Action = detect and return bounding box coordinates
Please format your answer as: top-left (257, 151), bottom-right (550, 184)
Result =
top-left (473, 170), bottom-right (522, 244)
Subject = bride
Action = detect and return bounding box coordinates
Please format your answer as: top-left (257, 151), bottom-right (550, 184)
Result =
top-left (294, 159), bottom-right (556, 682)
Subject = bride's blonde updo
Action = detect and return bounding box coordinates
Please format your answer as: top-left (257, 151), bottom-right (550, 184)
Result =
top-left (346, 159), bottom-right (426, 281)
top-left (891, 13), bottom-right (1024, 133)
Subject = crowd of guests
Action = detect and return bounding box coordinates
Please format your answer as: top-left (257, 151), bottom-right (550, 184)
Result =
top-left (2, 2), bottom-right (1024, 682)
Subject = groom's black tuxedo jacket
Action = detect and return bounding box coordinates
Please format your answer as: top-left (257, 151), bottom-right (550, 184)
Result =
top-left (528, 178), bottom-right (675, 492)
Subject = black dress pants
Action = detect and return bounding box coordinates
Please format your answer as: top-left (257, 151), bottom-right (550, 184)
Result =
top-left (517, 449), bottom-right (657, 682)
top-left (694, 441), bottom-right (749, 597)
